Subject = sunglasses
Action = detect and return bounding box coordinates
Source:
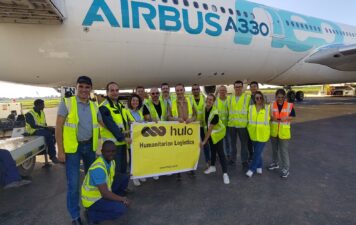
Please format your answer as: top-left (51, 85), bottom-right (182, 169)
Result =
top-left (255, 96), bottom-right (263, 100)
top-left (151, 92), bottom-right (160, 95)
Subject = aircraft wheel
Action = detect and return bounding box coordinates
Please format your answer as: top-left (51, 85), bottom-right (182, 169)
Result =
top-left (18, 157), bottom-right (36, 178)
top-left (296, 91), bottom-right (304, 102)
top-left (287, 90), bottom-right (296, 103)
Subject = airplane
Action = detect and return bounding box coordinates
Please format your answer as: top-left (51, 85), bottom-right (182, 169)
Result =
top-left (1, 0), bottom-right (356, 101)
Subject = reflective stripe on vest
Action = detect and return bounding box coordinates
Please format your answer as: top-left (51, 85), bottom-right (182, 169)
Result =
top-left (100, 99), bottom-right (128, 146)
top-left (127, 109), bottom-right (144, 122)
top-left (191, 95), bottom-right (205, 125)
top-left (228, 93), bottom-right (251, 128)
top-left (247, 104), bottom-right (270, 142)
top-left (25, 109), bottom-right (46, 135)
top-left (215, 96), bottom-right (229, 126)
top-left (63, 96), bottom-right (99, 153)
top-left (145, 99), bottom-right (167, 121)
top-left (81, 157), bottom-right (115, 208)
top-left (203, 106), bottom-right (226, 144)
top-left (270, 101), bottom-right (293, 139)
top-left (171, 97), bottom-right (193, 120)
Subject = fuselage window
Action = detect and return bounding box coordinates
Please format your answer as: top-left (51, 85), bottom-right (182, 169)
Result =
top-left (203, 3), bottom-right (208, 10)
top-left (220, 7), bottom-right (226, 13)
top-left (212, 5), bottom-right (217, 12)
top-left (317, 27), bottom-right (321, 32)
top-left (183, 0), bottom-right (189, 6)
top-left (173, 0), bottom-right (178, 5)
top-left (295, 22), bottom-right (300, 28)
top-left (291, 21), bottom-right (295, 27)
top-left (243, 11), bottom-right (248, 18)
top-left (286, 20), bottom-right (289, 26)
top-left (309, 25), bottom-right (313, 30)
top-left (305, 24), bottom-right (309, 30)
top-left (343, 31), bottom-right (345, 36)
top-left (325, 28), bottom-right (329, 33)
top-left (193, 1), bottom-right (199, 9)
top-left (228, 8), bottom-right (234, 15)
top-left (251, 13), bottom-right (255, 19)
top-left (300, 23), bottom-right (304, 29)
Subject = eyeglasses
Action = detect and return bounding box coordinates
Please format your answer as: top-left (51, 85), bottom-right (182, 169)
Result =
top-left (255, 96), bottom-right (263, 100)
top-left (192, 88), bottom-right (200, 91)
top-left (151, 92), bottom-right (159, 95)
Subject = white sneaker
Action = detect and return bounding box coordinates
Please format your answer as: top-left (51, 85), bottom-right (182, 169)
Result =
top-left (139, 178), bottom-right (146, 182)
top-left (223, 173), bottom-right (230, 184)
top-left (153, 176), bottom-right (159, 180)
top-left (204, 166), bottom-right (216, 174)
top-left (245, 170), bottom-right (253, 178)
top-left (256, 168), bottom-right (262, 174)
top-left (133, 179), bottom-right (141, 186)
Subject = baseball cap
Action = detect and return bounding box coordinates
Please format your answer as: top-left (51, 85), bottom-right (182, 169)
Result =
top-left (76, 76), bottom-right (92, 86)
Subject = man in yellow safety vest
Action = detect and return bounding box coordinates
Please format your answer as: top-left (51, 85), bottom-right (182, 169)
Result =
top-left (56, 76), bottom-right (104, 225)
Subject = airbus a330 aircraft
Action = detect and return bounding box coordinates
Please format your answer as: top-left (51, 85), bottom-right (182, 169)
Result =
top-left (1, 0), bottom-right (356, 101)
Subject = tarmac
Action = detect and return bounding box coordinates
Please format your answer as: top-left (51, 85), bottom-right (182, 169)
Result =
top-left (1, 96), bottom-right (356, 225)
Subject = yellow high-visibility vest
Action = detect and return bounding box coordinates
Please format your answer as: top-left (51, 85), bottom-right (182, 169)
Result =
top-left (203, 106), bottom-right (226, 144)
top-left (100, 99), bottom-right (128, 146)
top-left (228, 93), bottom-right (251, 128)
top-left (126, 109), bottom-right (144, 122)
top-left (63, 96), bottom-right (99, 153)
top-left (247, 104), bottom-right (271, 142)
top-left (25, 109), bottom-right (46, 135)
top-left (171, 97), bottom-right (193, 120)
top-left (81, 157), bottom-right (115, 208)
top-left (145, 99), bottom-right (167, 121)
top-left (191, 95), bottom-right (205, 125)
top-left (214, 96), bottom-right (230, 126)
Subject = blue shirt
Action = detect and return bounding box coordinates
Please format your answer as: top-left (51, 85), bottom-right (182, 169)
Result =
top-left (89, 157), bottom-right (111, 186)
top-left (130, 109), bottom-right (144, 122)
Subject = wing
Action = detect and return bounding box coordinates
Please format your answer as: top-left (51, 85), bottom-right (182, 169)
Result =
top-left (305, 44), bottom-right (356, 71)
top-left (0, 0), bottom-right (65, 25)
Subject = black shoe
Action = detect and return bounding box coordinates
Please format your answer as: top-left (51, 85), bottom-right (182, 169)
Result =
top-left (242, 162), bottom-right (249, 172)
top-left (228, 160), bottom-right (235, 166)
top-left (85, 210), bottom-right (99, 225)
top-left (71, 217), bottom-right (83, 225)
top-left (50, 157), bottom-right (60, 164)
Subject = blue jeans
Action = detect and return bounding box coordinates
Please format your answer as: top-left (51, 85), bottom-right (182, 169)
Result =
top-left (115, 145), bottom-right (127, 174)
top-left (34, 129), bottom-right (56, 159)
top-left (249, 141), bottom-right (266, 172)
top-left (0, 149), bottom-right (21, 186)
top-left (65, 142), bottom-right (96, 220)
top-left (201, 128), bottom-right (211, 163)
top-left (87, 174), bottom-right (129, 223)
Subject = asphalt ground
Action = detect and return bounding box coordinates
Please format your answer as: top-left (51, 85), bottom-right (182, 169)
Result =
top-left (1, 96), bottom-right (356, 225)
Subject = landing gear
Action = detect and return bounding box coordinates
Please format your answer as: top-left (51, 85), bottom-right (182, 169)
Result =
top-left (285, 86), bottom-right (304, 102)
top-left (296, 91), bottom-right (304, 101)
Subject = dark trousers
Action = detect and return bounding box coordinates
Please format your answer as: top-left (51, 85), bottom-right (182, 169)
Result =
top-left (208, 139), bottom-right (227, 173)
top-left (34, 129), bottom-right (56, 159)
top-left (0, 149), bottom-right (21, 186)
top-left (87, 174), bottom-right (129, 223)
top-left (200, 128), bottom-right (211, 163)
top-left (115, 145), bottom-right (127, 174)
top-left (247, 137), bottom-right (254, 160)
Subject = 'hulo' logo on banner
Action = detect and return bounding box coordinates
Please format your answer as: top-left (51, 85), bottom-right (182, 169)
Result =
top-left (141, 126), bottom-right (166, 137)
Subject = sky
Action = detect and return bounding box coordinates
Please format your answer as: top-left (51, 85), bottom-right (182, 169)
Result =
top-left (0, 0), bottom-right (355, 98)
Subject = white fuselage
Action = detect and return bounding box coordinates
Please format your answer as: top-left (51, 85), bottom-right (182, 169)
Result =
top-left (1, 0), bottom-right (356, 89)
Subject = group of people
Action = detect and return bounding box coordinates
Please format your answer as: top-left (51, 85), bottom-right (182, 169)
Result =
top-left (1, 75), bottom-right (295, 225)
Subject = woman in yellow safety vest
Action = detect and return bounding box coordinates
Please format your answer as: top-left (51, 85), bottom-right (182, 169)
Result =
top-left (126, 94), bottom-right (147, 186)
top-left (201, 94), bottom-right (230, 184)
top-left (267, 89), bottom-right (295, 179)
top-left (246, 91), bottom-right (271, 178)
